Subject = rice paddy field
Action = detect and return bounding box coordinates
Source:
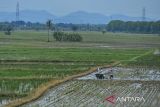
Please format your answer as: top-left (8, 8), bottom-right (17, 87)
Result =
top-left (23, 80), bottom-right (160, 107)
top-left (0, 31), bottom-right (160, 107)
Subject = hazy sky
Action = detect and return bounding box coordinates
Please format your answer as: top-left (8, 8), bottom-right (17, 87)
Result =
top-left (0, 0), bottom-right (159, 19)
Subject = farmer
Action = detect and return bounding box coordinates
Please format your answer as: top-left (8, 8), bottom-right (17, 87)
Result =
top-left (97, 67), bottom-right (100, 72)
top-left (110, 74), bottom-right (113, 79)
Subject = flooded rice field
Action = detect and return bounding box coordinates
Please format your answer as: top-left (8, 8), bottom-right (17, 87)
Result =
top-left (78, 67), bottom-right (160, 81)
top-left (22, 67), bottom-right (160, 107)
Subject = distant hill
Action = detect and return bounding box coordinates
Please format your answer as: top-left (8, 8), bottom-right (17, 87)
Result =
top-left (0, 10), bottom-right (155, 24)
top-left (55, 11), bottom-right (109, 24)
top-left (20, 10), bottom-right (57, 23)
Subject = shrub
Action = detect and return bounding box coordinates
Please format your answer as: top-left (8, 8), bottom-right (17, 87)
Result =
top-left (102, 30), bottom-right (106, 34)
top-left (53, 32), bottom-right (82, 42)
top-left (4, 26), bottom-right (13, 35)
top-left (5, 31), bottom-right (11, 35)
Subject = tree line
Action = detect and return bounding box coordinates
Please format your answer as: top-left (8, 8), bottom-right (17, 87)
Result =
top-left (106, 20), bottom-right (160, 34)
top-left (0, 21), bottom-right (106, 31)
top-left (0, 20), bottom-right (160, 34)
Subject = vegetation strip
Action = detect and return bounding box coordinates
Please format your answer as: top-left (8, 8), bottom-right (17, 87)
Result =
top-left (5, 62), bottom-right (119, 107)
top-left (0, 93), bottom-right (27, 98)
top-left (0, 60), bottom-right (97, 63)
top-left (0, 77), bottom-right (56, 80)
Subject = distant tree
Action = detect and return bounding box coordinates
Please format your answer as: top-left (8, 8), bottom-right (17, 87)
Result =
top-left (107, 20), bottom-right (160, 34)
top-left (5, 25), bottom-right (13, 35)
top-left (102, 29), bottom-right (106, 34)
top-left (46, 20), bottom-right (52, 42)
top-left (71, 25), bottom-right (78, 32)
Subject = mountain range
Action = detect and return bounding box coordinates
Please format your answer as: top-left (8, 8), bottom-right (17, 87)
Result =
top-left (0, 10), bottom-right (154, 24)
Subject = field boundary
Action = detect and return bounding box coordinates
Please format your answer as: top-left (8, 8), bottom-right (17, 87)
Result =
top-left (5, 61), bottom-right (120, 107)
top-left (129, 50), bottom-right (153, 61)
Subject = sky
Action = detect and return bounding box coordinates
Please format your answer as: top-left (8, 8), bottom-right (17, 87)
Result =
top-left (0, 0), bottom-right (160, 19)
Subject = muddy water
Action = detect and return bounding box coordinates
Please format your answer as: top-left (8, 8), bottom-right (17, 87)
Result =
top-left (0, 98), bottom-right (12, 107)
top-left (78, 67), bottom-right (160, 81)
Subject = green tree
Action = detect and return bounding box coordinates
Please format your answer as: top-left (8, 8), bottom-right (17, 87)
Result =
top-left (72, 25), bottom-right (78, 32)
top-left (5, 25), bottom-right (13, 35)
top-left (107, 20), bottom-right (160, 34)
top-left (102, 29), bottom-right (106, 34)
